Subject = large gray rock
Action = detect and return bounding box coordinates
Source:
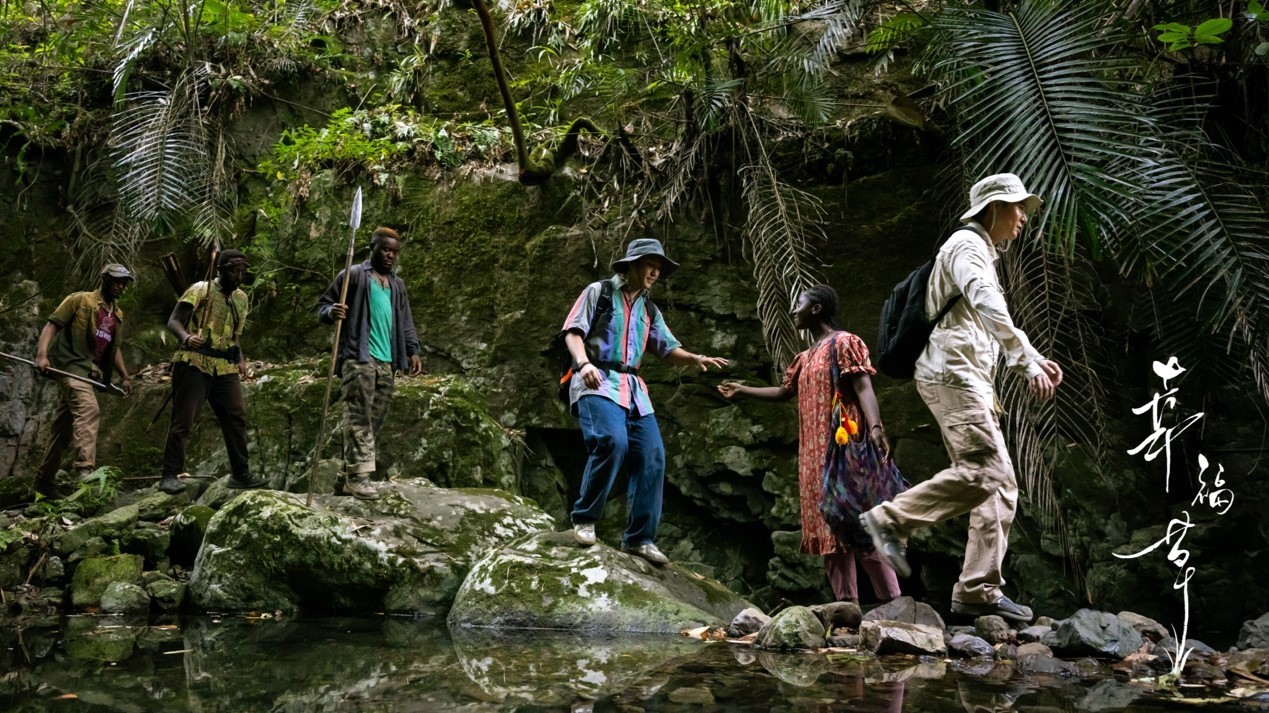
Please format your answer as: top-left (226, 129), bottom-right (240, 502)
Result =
top-left (55, 504), bottom-right (139, 556)
top-left (448, 531), bottom-right (751, 633)
top-left (730, 607), bottom-right (772, 636)
top-left (100, 581), bottom-right (151, 613)
top-left (1040, 609), bottom-right (1144, 660)
top-left (1116, 611), bottom-right (1169, 642)
top-left (862, 596), bottom-right (946, 630)
top-left (189, 480), bottom-right (555, 614)
top-left (754, 606), bottom-right (826, 650)
top-left (948, 633), bottom-right (995, 659)
top-left (974, 615), bottom-right (1011, 644)
top-left (859, 620), bottom-right (946, 655)
top-left (810, 601), bottom-right (862, 630)
top-left (1237, 612), bottom-right (1269, 650)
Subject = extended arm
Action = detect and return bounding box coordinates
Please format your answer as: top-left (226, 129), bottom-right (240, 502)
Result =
top-left (33, 322), bottom-right (59, 371)
top-left (717, 382), bottom-right (792, 402)
top-left (663, 347), bottom-right (728, 371)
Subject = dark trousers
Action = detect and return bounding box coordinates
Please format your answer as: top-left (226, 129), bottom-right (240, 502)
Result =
top-left (571, 395), bottom-right (665, 547)
top-left (161, 363), bottom-right (251, 481)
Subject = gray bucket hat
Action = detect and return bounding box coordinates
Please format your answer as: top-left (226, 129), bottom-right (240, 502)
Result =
top-left (611, 238), bottom-right (679, 277)
top-left (100, 264), bottom-right (134, 280)
top-left (959, 173), bottom-right (1044, 222)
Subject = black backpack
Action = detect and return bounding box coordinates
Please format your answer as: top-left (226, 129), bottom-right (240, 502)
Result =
top-left (875, 239), bottom-right (963, 380)
top-left (548, 280), bottom-right (659, 403)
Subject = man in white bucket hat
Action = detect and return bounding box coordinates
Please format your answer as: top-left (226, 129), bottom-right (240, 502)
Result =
top-left (861, 173), bottom-right (1063, 622)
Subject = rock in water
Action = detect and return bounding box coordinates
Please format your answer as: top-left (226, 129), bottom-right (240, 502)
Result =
top-left (754, 606), bottom-right (826, 650)
top-left (1040, 609), bottom-right (1144, 660)
top-left (188, 480), bottom-right (555, 615)
top-left (859, 620), bottom-right (947, 656)
top-left (448, 531), bottom-right (751, 633)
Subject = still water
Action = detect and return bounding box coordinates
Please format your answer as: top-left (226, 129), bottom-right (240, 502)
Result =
top-left (0, 615), bottom-right (1249, 711)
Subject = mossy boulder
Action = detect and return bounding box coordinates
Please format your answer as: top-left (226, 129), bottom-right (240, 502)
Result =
top-left (754, 606), bottom-right (826, 650)
top-left (188, 480), bottom-right (555, 615)
top-left (54, 503), bottom-right (139, 556)
top-left (447, 531), bottom-right (752, 633)
top-left (70, 554), bottom-right (144, 609)
top-left (100, 581), bottom-right (151, 613)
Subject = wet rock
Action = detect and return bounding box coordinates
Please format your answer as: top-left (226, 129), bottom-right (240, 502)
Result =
top-left (1035, 615), bottom-right (1056, 628)
top-left (1040, 609), bottom-right (1143, 660)
top-left (756, 650), bottom-right (829, 686)
top-left (1158, 636), bottom-right (1215, 657)
top-left (70, 554), bottom-right (144, 609)
top-left (1016, 650), bottom-right (1078, 677)
top-left (1078, 679), bottom-right (1141, 712)
top-left (450, 530), bottom-right (751, 633)
top-left (947, 624), bottom-right (976, 637)
top-left (668, 687), bottom-right (715, 705)
top-left (121, 522), bottom-right (170, 566)
top-left (64, 617), bottom-right (140, 662)
top-left (1237, 612), bottom-right (1269, 650)
top-left (1226, 648), bottom-right (1269, 678)
top-left (191, 482), bottom-right (555, 615)
top-left (754, 606), bottom-right (826, 650)
top-left (828, 633), bottom-right (861, 648)
top-left (975, 615), bottom-right (1011, 644)
top-left (37, 554), bottom-right (65, 585)
top-left (1017, 642), bottom-right (1053, 657)
top-left (144, 572), bottom-right (186, 611)
top-left (169, 504), bottom-right (214, 567)
top-left (810, 601), bottom-right (862, 630)
top-left (860, 620), bottom-right (946, 656)
top-left (995, 642), bottom-right (1017, 660)
top-left (67, 536), bottom-right (109, 563)
top-left (133, 490), bottom-right (188, 521)
top-left (729, 606), bottom-right (772, 636)
top-left (1018, 624), bottom-right (1050, 642)
top-left (100, 581), bottom-right (151, 613)
top-left (862, 596), bottom-right (946, 630)
top-left (1182, 659), bottom-right (1226, 683)
top-left (55, 503), bottom-right (139, 556)
top-left (948, 633), bottom-right (995, 658)
top-left (1116, 611), bottom-right (1169, 642)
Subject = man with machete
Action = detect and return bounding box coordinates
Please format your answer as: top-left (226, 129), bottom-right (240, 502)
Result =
top-left (317, 227), bottom-right (423, 500)
top-left (158, 249), bottom-right (266, 494)
top-left (31, 264), bottom-right (135, 494)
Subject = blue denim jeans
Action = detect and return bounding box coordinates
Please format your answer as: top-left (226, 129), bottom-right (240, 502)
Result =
top-left (571, 395), bottom-right (665, 547)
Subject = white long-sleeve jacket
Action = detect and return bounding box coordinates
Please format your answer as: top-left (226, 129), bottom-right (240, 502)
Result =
top-left (914, 221), bottom-right (1046, 399)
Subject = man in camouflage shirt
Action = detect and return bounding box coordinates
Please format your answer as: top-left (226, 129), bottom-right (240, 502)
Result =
top-left (159, 250), bottom-right (266, 494)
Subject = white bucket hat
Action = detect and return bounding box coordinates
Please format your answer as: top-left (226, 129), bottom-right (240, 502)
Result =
top-left (959, 173), bottom-right (1043, 222)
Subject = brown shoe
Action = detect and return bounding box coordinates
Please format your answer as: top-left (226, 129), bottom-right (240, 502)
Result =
top-left (344, 475), bottom-right (379, 500)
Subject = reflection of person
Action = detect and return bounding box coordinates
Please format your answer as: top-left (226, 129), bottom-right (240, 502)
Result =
top-left (318, 227), bottom-right (423, 500)
top-left (160, 250), bottom-right (265, 494)
top-left (560, 238), bottom-right (729, 565)
top-left (33, 264), bottom-right (134, 493)
top-left (862, 173), bottom-right (1063, 623)
top-left (719, 286), bottom-right (903, 606)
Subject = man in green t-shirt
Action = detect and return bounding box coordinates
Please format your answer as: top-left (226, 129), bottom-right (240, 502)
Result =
top-left (159, 250), bottom-right (266, 494)
top-left (318, 227), bottom-right (423, 500)
top-left (32, 264), bottom-right (134, 492)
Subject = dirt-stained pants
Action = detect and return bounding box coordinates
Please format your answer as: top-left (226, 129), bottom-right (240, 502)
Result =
top-left (38, 377), bottom-right (101, 480)
top-left (867, 381), bottom-right (1018, 605)
top-left (341, 360), bottom-right (394, 476)
top-left (824, 549), bottom-right (901, 602)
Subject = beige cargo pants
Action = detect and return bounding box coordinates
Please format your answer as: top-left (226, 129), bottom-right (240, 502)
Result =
top-left (38, 376), bottom-right (101, 480)
top-left (868, 381), bottom-right (1017, 605)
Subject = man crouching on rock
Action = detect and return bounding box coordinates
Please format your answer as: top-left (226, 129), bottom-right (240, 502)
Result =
top-left (559, 238), bottom-right (728, 565)
top-left (318, 227), bottom-right (423, 500)
top-left (159, 249), bottom-right (266, 494)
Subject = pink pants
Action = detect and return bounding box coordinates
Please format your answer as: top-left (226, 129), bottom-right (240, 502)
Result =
top-left (824, 547), bottom-right (901, 601)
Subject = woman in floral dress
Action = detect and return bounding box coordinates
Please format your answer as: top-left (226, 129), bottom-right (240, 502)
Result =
top-left (719, 285), bottom-right (905, 605)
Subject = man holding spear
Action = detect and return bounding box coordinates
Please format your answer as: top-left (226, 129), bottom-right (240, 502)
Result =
top-left (158, 249), bottom-right (265, 494)
top-left (25, 264), bottom-right (134, 493)
top-left (316, 224), bottom-right (423, 501)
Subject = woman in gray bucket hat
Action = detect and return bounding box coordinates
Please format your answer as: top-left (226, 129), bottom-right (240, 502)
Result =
top-left (860, 172), bottom-right (1063, 623)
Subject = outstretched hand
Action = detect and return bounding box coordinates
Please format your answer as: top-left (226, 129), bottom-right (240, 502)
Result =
top-left (695, 355), bottom-right (729, 371)
top-left (717, 381), bottom-right (743, 399)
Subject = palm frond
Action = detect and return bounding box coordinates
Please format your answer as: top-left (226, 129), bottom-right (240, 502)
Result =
top-left (738, 108), bottom-right (824, 370)
top-left (929, 1), bottom-right (1144, 254)
top-left (112, 25), bottom-right (156, 103)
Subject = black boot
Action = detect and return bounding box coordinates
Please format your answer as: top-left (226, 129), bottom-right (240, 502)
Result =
top-left (158, 474), bottom-right (187, 495)
top-left (226, 473), bottom-right (268, 490)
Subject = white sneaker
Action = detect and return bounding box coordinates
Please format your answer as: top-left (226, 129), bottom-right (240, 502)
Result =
top-left (573, 523), bottom-right (596, 546)
top-left (621, 542), bottom-right (669, 565)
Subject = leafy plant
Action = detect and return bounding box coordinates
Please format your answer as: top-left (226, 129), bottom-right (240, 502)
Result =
top-left (1154, 17), bottom-right (1234, 51)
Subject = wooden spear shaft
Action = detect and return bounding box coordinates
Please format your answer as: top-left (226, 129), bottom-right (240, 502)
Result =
top-left (307, 187), bottom-right (362, 507)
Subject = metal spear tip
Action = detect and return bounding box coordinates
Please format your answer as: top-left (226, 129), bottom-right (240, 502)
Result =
top-left (350, 186), bottom-right (363, 231)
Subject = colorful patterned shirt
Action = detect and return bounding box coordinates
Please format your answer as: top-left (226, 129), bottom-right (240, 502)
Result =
top-left (171, 278), bottom-right (249, 376)
top-left (561, 275), bottom-right (681, 415)
top-left (47, 290), bottom-right (125, 378)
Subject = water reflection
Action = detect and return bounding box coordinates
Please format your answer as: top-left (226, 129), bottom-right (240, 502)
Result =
top-left (0, 616), bottom-right (1201, 712)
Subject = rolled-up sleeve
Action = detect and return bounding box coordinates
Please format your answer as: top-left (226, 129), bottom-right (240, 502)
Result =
top-left (647, 306), bottom-right (681, 358)
top-left (562, 282), bottom-right (601, 335)
top-left (949, 241), bottom-right (1045, 380)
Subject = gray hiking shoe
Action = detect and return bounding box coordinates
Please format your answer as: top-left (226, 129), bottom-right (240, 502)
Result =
top-left (861, 510), bottom-right (911, 578)
top-left (951, 596), bottom-right (1034, 623)
top-left (158, 474), bottom-right (187, 495)
top-left (621, 542), bottom-right (669, 566)
top-left (573, 523), bottom-right (596, 546)
top-left (344, 475), bottom-right (380, 500)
